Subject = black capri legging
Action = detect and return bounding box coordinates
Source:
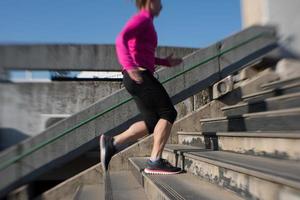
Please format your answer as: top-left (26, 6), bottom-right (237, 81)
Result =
top-left (122, 70), bottom-right (177, 134)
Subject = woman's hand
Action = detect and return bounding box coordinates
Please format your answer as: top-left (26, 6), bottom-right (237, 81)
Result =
top-left (165, 53), bottom-right (183, 67)
top-left (127, 69), bottom-right (143, 84)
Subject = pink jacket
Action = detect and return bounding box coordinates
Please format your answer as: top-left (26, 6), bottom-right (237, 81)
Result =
top-left (115, 9), bottom-right (170, 74)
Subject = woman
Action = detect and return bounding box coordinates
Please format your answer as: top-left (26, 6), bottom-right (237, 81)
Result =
top-left (100, 0), bottom-right (183, 175)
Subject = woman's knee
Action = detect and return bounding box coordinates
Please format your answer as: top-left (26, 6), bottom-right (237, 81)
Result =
top-left (145, 118), bottom-right (159, 134)
top-left (160, 108), bottom-right (177, 124)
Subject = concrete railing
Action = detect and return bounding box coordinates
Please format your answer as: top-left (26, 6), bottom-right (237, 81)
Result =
top-left (0, 45), bottom-right (196, 72)
top-left (0, 25), bottom-right (278, 198)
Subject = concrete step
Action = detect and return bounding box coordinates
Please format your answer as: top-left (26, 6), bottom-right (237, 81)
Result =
top-left (129, 157), bottom-right (242, 200)
top-left (75, 171), bottom-right (147, 200)
top-left (261, 76), bottom-right (300, 90)
top-left (176, 131), bottom-right (300, 161)
top-left (162, 145), bottom-right (300, 200)
top-left (222, 92), bottom-right (300, 116)
top-left (200, 108), bottom-right (300, 132)
top-left (39, 134), bottom-right (154, 200)
top-left (163, 144), bottom-right (207, 168)
top-left (242, 82), bottom-right (300, 102)
top-left (74, 184), bottom-right (104, 200)
top-left (176, 132), bottom-right (220, 150)
top-left (217, 131), bottom-right (300, 161)
top-left (177, 132), bottom-right (206, 147)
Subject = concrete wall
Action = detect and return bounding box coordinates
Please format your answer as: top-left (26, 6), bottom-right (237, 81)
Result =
top-left (241, 0), bottom-right (300, 56)
top-left (0, 45), bottom-right (196, 72)
top-left (241, 0), bottom-right (267, 27)
top-left (0, 81), bottom-right (123, 150)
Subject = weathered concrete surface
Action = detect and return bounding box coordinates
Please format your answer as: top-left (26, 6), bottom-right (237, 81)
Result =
top-left (170, 67), bottom-right (275, 141)
top-left (0, 45), bottom-right (196, 71)
top-left (183, 152), bottom-right (300, 200)
top-left (39, 164), bottom-right (102, 200)
top-left (0, 81), bottom-right (123, 150)
top-left (243, 82), bottom-right (300, 103)
top-left (238, 68), bottom-right (279, 96)
top-left (223, 92), bottom-right (300, 117)
top-left (73, 171), bottom-right (147, 200)
top-left (177, 132), bottom-right (205, 147)
top-left (7, 185), bottom-right (30, 200)
top-left (73, 184), bottom-right (104, 200)
top-left (0, 26), bottom-right (277, 198)
top-left (37, 136), bottom-right (152, 199)
top-left (130, 157), bottom-right (243, 200)
top-left (169, 100), bottom-right (228, 144)
top-left (242, 0), bottom-right (300, 56)
top-left (164, 148), bottom-right (300, 200)
top-left (201, 108), bottom-right (300, 132)
top-left (219, 26), bottom-right (277, 78)
top-left (241, 0), bottom-right (266, 28)
top-left (175, 88), bottom-right (211, 119)
top-left (239, 65), bottom-right (260, 81)
top-left (275, 59), bottom-right (300, 80)
top-left (178, 132), bottom-right (300, 161)
top-left (218, 133), bottom-right (300, 161)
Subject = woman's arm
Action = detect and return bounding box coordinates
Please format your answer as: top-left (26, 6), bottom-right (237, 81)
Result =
top-left (116, 16), bottom-right (150, 71)
top-left (155, 53), bottom-right (183, 67)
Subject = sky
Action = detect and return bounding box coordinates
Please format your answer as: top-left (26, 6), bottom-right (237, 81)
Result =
top-left (0, 0), bottom-right (242, 79)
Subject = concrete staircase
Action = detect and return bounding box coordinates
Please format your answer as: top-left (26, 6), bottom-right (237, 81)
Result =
top-left (130, 75), bottom-right (300, 200)
top-left (37, 66), bottom-right (300, 200)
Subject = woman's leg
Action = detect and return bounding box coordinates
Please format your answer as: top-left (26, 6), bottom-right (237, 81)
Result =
top-left (150, 118), bottom-right (173, 159)
top-left (100, 120), bottom-right (149, 171)
top-left (113, 121), bottom-right (149, 145)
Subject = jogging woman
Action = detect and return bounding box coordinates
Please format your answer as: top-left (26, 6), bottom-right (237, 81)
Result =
top-left (100, 0), bottom-right (183, 175)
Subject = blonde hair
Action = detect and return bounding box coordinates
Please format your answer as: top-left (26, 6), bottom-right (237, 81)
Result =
top-left (135, 0), bottom-right (148, 9)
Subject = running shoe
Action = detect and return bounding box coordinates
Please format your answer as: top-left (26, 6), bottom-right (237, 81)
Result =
top-left (100, 134), bottom-right (116, 171)
top-left (144, 158), bottom-right (182, 175)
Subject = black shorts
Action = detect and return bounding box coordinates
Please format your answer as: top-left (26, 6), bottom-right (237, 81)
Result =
top-left (122, 70), bottom-right (177, 134)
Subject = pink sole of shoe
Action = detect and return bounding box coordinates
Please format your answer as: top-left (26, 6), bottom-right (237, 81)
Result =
top-left (144, 168), bottom-right (182, 175)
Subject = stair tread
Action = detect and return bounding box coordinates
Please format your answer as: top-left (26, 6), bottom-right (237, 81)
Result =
top-left (200, 107), bottom-right (300, 122)
top-left (76, 171), bottom-right (147, 200)
top-left (177, 131), bottom-right (203, 135)
top-left (243, 88), bottom-right (274, 99)
top-left (165, 144), bottom-right (205, 153)
top-left (178, 131), bottom-right (300, 138)
top-left (184, 150), bottom-right (300, 189)
top-left (222, 92), bottom-right (300, 111)
top-left (221, 102), bottom-right (248, 111)
top-left (261, 76), bottom-right (300, 89)
top-left (130, 157), bottom-right (242, 200)
top-left (109, 171), bottom-right (148, 200)
top-left (243, 82), bottom-right (300, 99)
top-left (216, 131), bottom-right (300, 138)
top-left (75, 184), bottom-right (104, 200)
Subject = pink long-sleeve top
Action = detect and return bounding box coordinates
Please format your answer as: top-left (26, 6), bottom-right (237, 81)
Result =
top-left (115, 9), bottom-right (170, 74)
